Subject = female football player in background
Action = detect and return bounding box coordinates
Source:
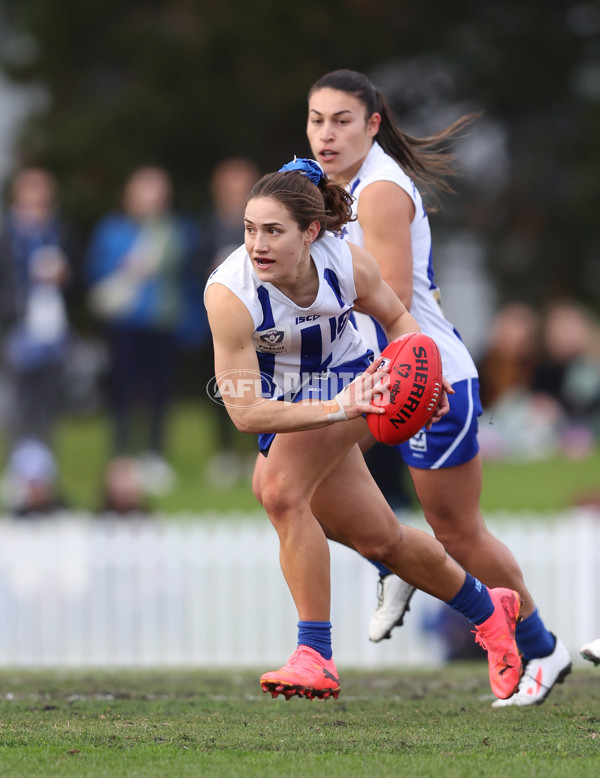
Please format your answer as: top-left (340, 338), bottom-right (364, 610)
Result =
top-left (306, 69), bottom-right (571, 707)
top-left (205, 158), bottom-right (523, 702)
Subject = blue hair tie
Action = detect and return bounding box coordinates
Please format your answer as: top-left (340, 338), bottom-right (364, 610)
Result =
top-left (278, 157), bottom-right (324, 186)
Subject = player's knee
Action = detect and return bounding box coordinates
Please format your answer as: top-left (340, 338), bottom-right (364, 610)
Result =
top-left (433, 524), bottom-right (481, 563)
top-left (260, 482), bottom-right (303, 525)
top-left (356, 525), bottom-right (404, 564)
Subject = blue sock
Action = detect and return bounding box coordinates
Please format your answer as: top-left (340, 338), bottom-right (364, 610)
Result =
top-left (445, 573), bottom-right (494, 625)
top-left (298, 621), bottom-right (332, 660)
top-left (515, 608), bottom-right (555, 662)
top-left (367, 559), bottom-right (392, 577)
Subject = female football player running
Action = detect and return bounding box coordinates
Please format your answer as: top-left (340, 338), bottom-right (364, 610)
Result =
top-left (205, 157), bottom-right (522, 702)
top-left (306, 69), bottom-right (571, 706)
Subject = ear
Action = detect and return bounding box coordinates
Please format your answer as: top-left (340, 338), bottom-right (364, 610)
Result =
top-left (367, 112), bottom-right (381, 138)
top-left (305, 220), bottom-right (321, 244)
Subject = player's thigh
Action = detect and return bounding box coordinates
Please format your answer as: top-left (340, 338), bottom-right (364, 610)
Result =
top-left (409, 453), bottom-right (485, 537)
top-left (311, 444), bottom-right (400, 547)
top-left (258, 417), bottom-right (369, 503)
top-left (402, 375), bottom-right (485, 533)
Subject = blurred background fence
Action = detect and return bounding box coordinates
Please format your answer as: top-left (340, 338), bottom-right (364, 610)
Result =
top-left (0, 509), bottom-right (597, 668)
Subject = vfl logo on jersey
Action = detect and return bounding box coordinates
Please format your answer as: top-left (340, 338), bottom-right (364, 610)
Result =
top-left (253, 325), bottom-right (291, 354)
top-left (262, 330), bottom-right (284, 345)
top-left (409, 430), bottom-right (427, 453)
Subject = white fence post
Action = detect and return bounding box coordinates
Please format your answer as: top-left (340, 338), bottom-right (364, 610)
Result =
top-left (0, 510), bottom-right (598, 667)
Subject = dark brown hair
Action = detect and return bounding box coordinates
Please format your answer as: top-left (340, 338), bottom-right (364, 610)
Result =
top-left (248, 169), bottom-right (354, 237)
top-left (309, 69), bottom-right (479, 208)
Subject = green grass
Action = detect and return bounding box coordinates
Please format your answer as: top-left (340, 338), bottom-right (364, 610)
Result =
top-left (480, 452), bottom-right (600, 513)
top-left (53, 402), bottom-right (600, 515)
top-left (0, 665), bottom-right (599, 777)
top-left (54, 402), bottom-right (258, 514)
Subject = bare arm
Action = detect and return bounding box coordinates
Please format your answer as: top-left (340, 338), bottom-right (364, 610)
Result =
top-left (205, 283), bottom-right (387, 435)
top-left (350, 244), bottom-right (453, 423)
top-left (357, 181), bottom-right (415, 310)
top-left (350, 243), bottom-right (419, 341)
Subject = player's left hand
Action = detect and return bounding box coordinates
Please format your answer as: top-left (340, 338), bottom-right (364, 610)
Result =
top-left (425, 376), bottom-right (454, 429)
top-left (325, 356), bottom-right (391, 422)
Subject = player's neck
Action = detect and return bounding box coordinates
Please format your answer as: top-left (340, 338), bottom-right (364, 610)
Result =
top-left (274, 255), bottom-right (319, 308)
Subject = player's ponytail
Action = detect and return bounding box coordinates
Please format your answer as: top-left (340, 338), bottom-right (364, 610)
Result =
top-left (374, 88), bottom-right (477, 205)
top-left (316, 176), bottom-right (354, 235)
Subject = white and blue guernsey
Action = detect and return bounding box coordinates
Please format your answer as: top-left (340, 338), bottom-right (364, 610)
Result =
top-left (205, 234), bottom-right (373, 452)
top-left (341, 141), bottom-right (482, 469)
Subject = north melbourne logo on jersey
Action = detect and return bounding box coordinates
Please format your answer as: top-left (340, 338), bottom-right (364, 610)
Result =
top-left (253, 325), bottom-right (291, 354)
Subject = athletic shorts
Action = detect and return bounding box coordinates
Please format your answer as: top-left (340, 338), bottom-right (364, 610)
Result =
top-left (258, 353), bottom-right (373, 456)
top-left (398, 377), bottom-right (482, 470)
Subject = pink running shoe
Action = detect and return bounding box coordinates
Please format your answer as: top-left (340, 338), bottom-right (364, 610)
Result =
top-left (260, 645), bottom-right (341, 700)
top-left (474, 587), bottom-right (523, 700)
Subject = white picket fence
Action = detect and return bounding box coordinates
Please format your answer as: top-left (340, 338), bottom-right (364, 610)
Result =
top-left (0, 509), bottom-right (598, 667)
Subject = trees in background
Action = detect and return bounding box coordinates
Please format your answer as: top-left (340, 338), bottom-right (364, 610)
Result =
top-left (1, 0), bottom-right (599, 311)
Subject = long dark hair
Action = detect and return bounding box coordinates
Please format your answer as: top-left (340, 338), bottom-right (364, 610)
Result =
top-left (309, 69), bottom-right (479, 207)
top-left (248, 169), bottom-right (354, 237)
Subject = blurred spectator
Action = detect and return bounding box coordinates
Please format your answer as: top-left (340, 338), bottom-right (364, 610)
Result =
top-left (85, 165), bottom-right (200, 495)
top-left (0, 167), bottom-right (73, 448)
top-left (478, 302), bottom-right (540, 409)
top-left (0, 436), bottom-right (64, 516)
top-left (97, 455), bottom-right (150, 516)
top-left (198, 157), bottom-right (261, 488)
top-left (533, 300), bottom-right (600, 456)
top-left (476, 301), bottom-right (552, 459)
top-left (199, 157), bottom-right (262, 277)
top-left (478, 299), bottom-right (600, 460)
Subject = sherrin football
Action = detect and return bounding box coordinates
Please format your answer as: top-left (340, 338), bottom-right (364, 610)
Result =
top-left (367, 332), bottom-right (443, 445)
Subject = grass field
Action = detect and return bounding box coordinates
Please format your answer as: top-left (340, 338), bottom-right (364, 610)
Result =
top-left (0, 664), bottom-right (599, 777)
top-left (53, 401), bottom-right (600, 515)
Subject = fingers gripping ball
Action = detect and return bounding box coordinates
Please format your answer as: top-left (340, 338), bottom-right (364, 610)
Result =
top-left (367, 333), bottom-right (443, 445)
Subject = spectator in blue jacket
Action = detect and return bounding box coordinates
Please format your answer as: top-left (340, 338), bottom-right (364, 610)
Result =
top-left (85, 165), bottom-right (200, 494)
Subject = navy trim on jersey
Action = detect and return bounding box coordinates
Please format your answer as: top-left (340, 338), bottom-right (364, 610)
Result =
top-left (257, 285), bottom-right (275, 329)
top-left (300, 324), bottom-right (323, 375)
top-left (323, 268), bottom-right (345, 308)
top-left (329, 317), bottom-right (337, 342)
top-left (426, 246), bottom-right (436, 291)
top-left (256, 285), bottom-right (276, 393)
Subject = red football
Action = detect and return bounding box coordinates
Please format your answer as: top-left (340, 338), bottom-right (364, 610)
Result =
top-left (367, 332), bottom-right (443, 445)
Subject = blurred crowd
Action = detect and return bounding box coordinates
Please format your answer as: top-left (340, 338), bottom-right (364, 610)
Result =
top-left (0, 162), bottom-right (599, 517)
top-left (0, 159), bottom-right (261, 516)
top-left (478, 300), bottom-right (600, 462)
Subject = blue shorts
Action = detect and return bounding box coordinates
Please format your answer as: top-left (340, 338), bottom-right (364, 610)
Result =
top-left (398, 377), bottom-right (482, 470)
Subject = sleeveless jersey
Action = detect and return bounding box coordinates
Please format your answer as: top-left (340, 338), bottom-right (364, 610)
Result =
top-left (342, 141), bottom-right (478, 384)
top-left (205, 234), bottom-right (373, 402)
